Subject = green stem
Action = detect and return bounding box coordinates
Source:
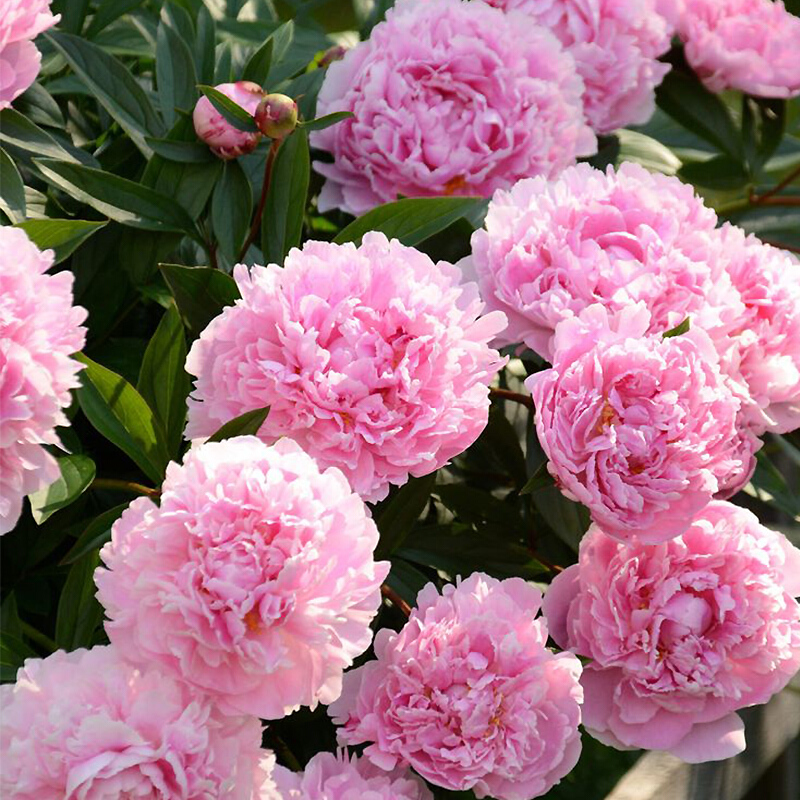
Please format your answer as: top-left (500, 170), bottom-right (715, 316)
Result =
top-left (90, 478), bottom-right (159, 498)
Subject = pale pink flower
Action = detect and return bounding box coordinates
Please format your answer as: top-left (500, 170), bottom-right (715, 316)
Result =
top-left (0, 0), bottom-right (59, 108)
top-left (526, 304), bottom-right (756, 544)
top-left (677, 0), bottom-right (800, 98)
top-left (0, 645), bottom-right (264, 799)
top-left (95, 436), bottom-right (389, 720)
top-left (263, 752), bottom-right (433, 800)
top-left (484, 0), bottom-right (672, 133)
top-left (543, 502), bottom-right (800, 762)
top-left (465, 162), bottom-right (740, 362)
top-left (184, 233), bottom-right (507, 502)
top-left (193, 81), bottom-right (263, 159)
top-left (312, 0), bottom-right (596, 216)
top-left (0, 227), bottom-right (87, 535)
top-left (329, 573), bottom-right (583, 800)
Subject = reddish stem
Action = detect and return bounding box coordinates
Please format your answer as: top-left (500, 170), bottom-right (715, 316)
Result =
top-left (381, 584), bottom-right (412, 617)
top-left (238, 139), bottom-right (281, 262)
top-left (489, 387), bottom-right (534, 409)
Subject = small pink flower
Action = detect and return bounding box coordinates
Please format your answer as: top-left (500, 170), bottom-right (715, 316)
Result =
top-left (95, 436), bottom-right (389, 719)
top-left (329, 573), bottom-right (583, 800)
top-left (526, 304), bottom-right (756, 544)
top-left (262, 751), bottom-right (433, 800)
top-left (0, 0), bottom-right (59, 108)
top-left (193, 81), bottom-right (263, 159)
top-left (677, 0), bottom-right (800, 98)
top-left (312, 0), bottom-right (596, 215)
top-left (543, 502), bottom-right (800, 762)
top-left (484, 0), bottom-right (673, 133)
top-left (0, 227), bottom-right (87, 535)
top-left (0, 645), bottom-right (264, 799)
top-left (184, 233), bottom-right (507, 502)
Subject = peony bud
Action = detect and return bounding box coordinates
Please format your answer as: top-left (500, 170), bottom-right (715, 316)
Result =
top-left (318, 44), bottom-right (348, 69)
top-left (254, 93), bottom-right (298, 140)
top-left (193, 81), bottom-right (263, 160)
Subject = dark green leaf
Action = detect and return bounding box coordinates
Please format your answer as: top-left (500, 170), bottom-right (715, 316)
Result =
top-left (384, 559), bottom-right (430, 609)
top-left (743, 97), bottom-right (785, 174)
top-left (156, 19), bottom-right (197, 127)
top-left (75, 354), bottom-right (170, 483)
top-left (0, 108), bottom-right (92, 165)
top-left (207, 407), bottom-right (271, 442)
top-left (85, 0), bottom-right (144, 38)
top-left (60, 504), bottom-right (128, 565)
top-left (15, 219), bottom-right (107, 263)
top-left (262, 130), bottom-right (309, 263)
top-left (678, 156), bottom-right (750, 190)
top-left (298, 111), bottom-right (353, 132)
top-left (0, 148), bottom-right (25, 222)
top-left (373, 473), bottom-right (437, 559)
top-left (334, 197), bottom-right (484, 248)
top-left (727, 206), bottom-right (800, 250)
top-left (663, 317), bottom-right (691, 338)
top-left (615, 129), bottom-right (681, 175)
top-left (531, 485), bottom-right (590, 553)
top-left (519, 462), bottom-right (554, 496)
top-left (197, 84), bottom-right (259, 132)
top-left (212, 159), bottom-right (253, 261)
top-left (214, 41), bottom-right (233, 85)
top-left (749, 451), bottom-right (800, 518)
top-left (195, 4), bottom-right (217, 84)
top-left (15, 83), bottom-right (65, 128)
top-left (144, 137), bottom-right (215, 163)
top-left (0, 594), bottom-right (22, 641)
top-left (160, 263), bottom-right (241, 334)
top-left (243, 37), bottom-right (273, 87)
top-left (55, 551), bottom-right (104, 650)
top-left (137, 304), bottom-right (190, 457)
top-left (60, 0), bottom-right (91, 34)
top-left (435, 484), bottom-right (522, 530)
top-left (28, 454), bottom-right (96, 524)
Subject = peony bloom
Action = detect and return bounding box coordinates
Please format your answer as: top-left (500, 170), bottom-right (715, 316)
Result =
top-left (329, 573), bottom-right (583, 800)
top-left (0, 0), bottom-right (59, 109)
top-left (526, 304), bottom-right (756, 543)
top-left (262, 751), bottom-right (433, 800)
top-left (543, 502), bottom-right (800, 762)
top-left (484, 0), bottom-right (672, 133)
top-left (465, 162), bottom-right (741, 362)
top-left (95, 436), bottom-right (389, 719)
top-left (193, 81), bottom-right (263, 159)
top-left (311, 0), bottom-right (596, 216)
top-left (677, 0), bottom-right (800, 98)
top-left (0, 645), bottom-right (264, 799)
top-left (184, 233), bottom-right (507, 502)
top-left (0, 227), bottom-right (87, 535)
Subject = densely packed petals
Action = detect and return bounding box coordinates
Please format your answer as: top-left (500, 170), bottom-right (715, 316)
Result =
top-left (543, 502), bottom-right (800, 761)
top-left (677, 0), bottom-right (800, 98)
top-left (329, 573), bottom-right (583, 800)
top-left (311, 0), bottom-right (596, 215)
top-left (193, 81), bottom-right (263, 159)
top-left (95, 436), bottom-right (389, 719)
top-left (184, 233), bottom-right (507, 502)
top-left (484, 0), bottom-right (672, 133)
top-left (526, 304), bottom-right (757, 543)
top-left (0, 645), bottom-right (264, 799)
top-left (0, 227), bottom-right (87, 534)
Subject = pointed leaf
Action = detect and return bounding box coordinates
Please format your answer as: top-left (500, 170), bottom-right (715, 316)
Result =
top-left (60, 503), bottom-right (129, 565)
top-left (0, 108), bottom-right (91, 165)
top-left (212, 159), bottom-right (253, 261)
top-left (156, 18), bottom-right (197, 127)
top-left (28, 454), bottom-right (96, 524)
top-left (0, 148), bottom-right (25, 222)
top-left (243, 37), bottom-right (273, 87)
top-left (207, 407), bottom-right (271, 443)
top-left (160, 263), bottom-right (240, 335)
top-left (144, 137), bottom-right (215, 163)
top-left (373, 473), bottom-right (436, 559)
top-left (663, 317), bottom-right (691, 338)
top-left (15, 219), bottom-right (107, 263)
top-left (55, 550), bottom-right (104, 650)
top-left (298, 111), bottom-right (353, 132)
top-left (195, 4), bottom-right (217, 84)
top-left (197, 84), bottom-right (258, 132)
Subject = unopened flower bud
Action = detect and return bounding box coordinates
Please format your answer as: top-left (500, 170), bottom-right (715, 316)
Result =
top-left (193, 81), bottom-right (263, 160)
top-left (255, 93), bottom-right (298, 140)
top-left (318, 44), bottom-right (348, 69)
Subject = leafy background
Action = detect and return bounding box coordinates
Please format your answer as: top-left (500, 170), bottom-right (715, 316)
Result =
top-left (1, 1), bottom-right (799, 797)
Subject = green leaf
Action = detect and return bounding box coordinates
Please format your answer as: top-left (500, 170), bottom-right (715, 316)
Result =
top-left (28, 454), bottom-right (96, 524)
top-left (243, 37), bottom-right (273, 87)
top-left (156, 18), bottom-right (197, 128)
top-left (46, 30), bottom-right (164, 155)
top-left (727, 206), bottom-right (800, 250)
top-left (679, 156), bottom-right (750, 191)
top-left (197, 84), bottom-right (259, 133)
top-left (60, 503), bottom-right (128, 565)
top-left (75, 354), bottom-right (170, 483)
top-left (15, 219), bottom-right (107, 263)
top-left (137, 304), bottom-right (190, 458)
top-left (384, 558), bottom-right (430, 609)
top-left (0, 108), bottom-right (91, 165)
top-left (15, 83), bottom-right (64, 128)
top-left (85, 0), bottom-right (144, 39)
top-left (334, 197), bottom-right (484, 248)
top-left (160, 263), bottom-right (240, 334)
top-left (195, 4), bottom-right (217, 84)
top-left (55, 550), bottom-right (104, 650)
top-left (519, 462), bottom-right (554, 496)
top-left (60, 0), bottom-right (91, 34)
top-left (214, 41), bottom-right (233, 85)
top-left (532, 485), bottom-right (590, 553)
top-left (616, 129), bottom-right (682, 175)
top-left (262, 130), bottom-right (309, 263)
top-left (373, 473), bottom-right (436, 559)
top-left (298, 111), bottom-right (353, 132)
top-left (212, 159), bottom-right (253, 262)
top-left (207, 407), bottom-right (271, 442)
top-left (663, 317), bottom-right (691, 338)
top-left (748, 451), bottom-right (800, 518)
top-left (144, 137), bottom-right (215, 163)
top-left (742, 97), bottom-right (785, 174)
top-left (0, 148), bottom-right (26, 222)
top-left (33, 158), bottom-right (199, 236)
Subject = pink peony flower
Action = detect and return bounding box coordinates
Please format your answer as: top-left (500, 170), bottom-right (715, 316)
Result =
top-left (311, 0), bottom-right (596, 216)
top-left (483, 0), bottom-right (672, 133)
top-left (0, 227), bottom-right (87, 535)
top-left (329, 573), bottom-right (583, 800)
top-left (543, 501), bottom-right (800, 762)
top-left (193, 81), bottom-right (263, 159)
top-left (0, 645), bottom-right (264, 799)
top-left (262, 751), bottom-right (434, 800)
top-left (95, 436), bottom-right (389, 719)
top-left (677, 0), bottom-right (800, 98)
top-left (465, 162), bottom-right (741, 362)
top-left (526, 304), bottom-right (756, 544)
top-left (184, 233), bottom-right (507, 502)
top-left (0, 0), bottom-right (59, 109)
